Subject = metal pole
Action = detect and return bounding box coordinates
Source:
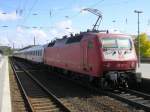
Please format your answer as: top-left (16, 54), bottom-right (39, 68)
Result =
top-left (13, 43), bottom-right (14, 50)
top-left (137, 13), bottom-right (140, 68)
top-left (34, 36), bottom-right (35, 45)
top-left (134, 10), bottom-right (143, 68)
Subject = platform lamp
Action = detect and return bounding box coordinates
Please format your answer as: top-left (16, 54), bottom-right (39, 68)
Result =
top-left (134, 10), bottom-right (143, 68)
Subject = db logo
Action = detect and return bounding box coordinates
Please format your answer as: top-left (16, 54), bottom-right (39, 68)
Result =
top-left (118, 50), bottom-right (124, 59)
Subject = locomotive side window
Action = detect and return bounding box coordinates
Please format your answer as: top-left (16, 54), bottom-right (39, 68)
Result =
top-left (88, 41), bottom-right (93, 48)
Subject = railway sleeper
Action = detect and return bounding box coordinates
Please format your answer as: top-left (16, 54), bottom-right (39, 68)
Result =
top-left (33, 105), bottom-right (58, 109)
top-left (32, 102), bottom-right (54, 106)
top-left (35, 108), bottom-right (60, 112)
top-left (31, 98), bottom-right (53, 102)
top-left (121, 95), bottom-right (137, 99)
top-left (136, 100), bottom-right (150, 104)
top-left (130, 97), bottom-right (144, 101)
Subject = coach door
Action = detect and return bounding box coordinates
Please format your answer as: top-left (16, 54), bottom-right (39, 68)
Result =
top-left (82, 39), bottom-right (89, 71)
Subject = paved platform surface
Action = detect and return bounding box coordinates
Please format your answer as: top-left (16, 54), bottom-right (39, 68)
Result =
top-left (136, 63), bottom-right (150, 79)
top-left (0, 56), bottom-right (11, 112)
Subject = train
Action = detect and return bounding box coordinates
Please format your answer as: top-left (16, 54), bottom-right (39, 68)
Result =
top-left (13, 30), bottom-right (141, 89)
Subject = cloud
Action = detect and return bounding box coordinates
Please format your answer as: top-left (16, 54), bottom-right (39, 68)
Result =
top-left (56, 20), bottom-right (72, 29)
top-left (49, 20), bottom-right (79, 39)
top-left (73, 6), bottom-right (84, 12)
top-left (145, 27), bottom-right (150, 35)
top-left (0, 20), bottom-right (78, 48)
top-left (16, 28), bottom-right (48, 46)
top-left (0, 10), bottom-right (21, 21)
top-left (73, 6), bottom-right (89, 15)
top-left (31, 29), bottom-right (47, 39)
top-left (0, 37), bottom-right (9, 46)
top-left (16, 26), bottom-right (24, 33)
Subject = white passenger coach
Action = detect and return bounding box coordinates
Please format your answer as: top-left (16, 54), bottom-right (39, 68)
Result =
top-left (13, 45), bottom-right (44, 63)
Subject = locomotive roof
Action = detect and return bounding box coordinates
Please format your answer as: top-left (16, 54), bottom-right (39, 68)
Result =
top-left (47, 31), bottom-right (130, 47)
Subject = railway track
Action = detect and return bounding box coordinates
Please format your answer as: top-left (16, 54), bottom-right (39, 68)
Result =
top-left (10, 58), bottom-right (71, 112)
top-left (51, 70), bottom-right (150, 111)
top-left (12, 58), bottom-right (137, 112)
top-left (46, 66), bottom-right (150, 111)
top-left (61, 74), bottom-right (150, 111)
top-left (11, 57), bottom-right (150, 111)
top-left (106, 89), bottom-right (150, 111)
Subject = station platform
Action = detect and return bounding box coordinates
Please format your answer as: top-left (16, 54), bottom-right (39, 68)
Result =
top-left (0, 56), bottom-right (11, 112)
top-left (136, 63), bottom-right (150, 79)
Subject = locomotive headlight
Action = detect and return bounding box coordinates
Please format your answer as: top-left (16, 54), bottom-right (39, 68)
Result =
top-left (131, 62), bottom-right (135, 68)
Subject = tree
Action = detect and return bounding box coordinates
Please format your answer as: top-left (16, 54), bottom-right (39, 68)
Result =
top-left (135, 33), bottom-right (150, 57)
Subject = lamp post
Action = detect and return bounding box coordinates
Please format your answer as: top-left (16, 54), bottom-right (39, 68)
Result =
top-left (134, 10), bottom-right (143, 68)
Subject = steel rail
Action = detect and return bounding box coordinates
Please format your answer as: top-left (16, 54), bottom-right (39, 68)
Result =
top-left (50, 70), bottom-right (150, 111)
top-left (10, 58), bottom-right (71, 112)
top-left (12, 57), bottom-right (150, 111)
top-left (105, 89), bottom-right (150, 111)
top-left (10, 58), bottom-right (33, 112)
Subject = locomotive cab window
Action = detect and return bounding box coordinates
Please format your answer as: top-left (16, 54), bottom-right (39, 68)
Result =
top-left (100, 38), bottom-right (132, 49)
top-left (101, 38), bottom-right (117, 48)
top-left (117, 38), bottom-right (132, 49)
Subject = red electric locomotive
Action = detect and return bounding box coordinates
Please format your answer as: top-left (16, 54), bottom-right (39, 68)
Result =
top-left (44, 30), bottom-right (141, 88)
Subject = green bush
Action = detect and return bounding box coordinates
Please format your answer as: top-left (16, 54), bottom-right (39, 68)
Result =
top-left (135, 33), bottom-right (150, 58)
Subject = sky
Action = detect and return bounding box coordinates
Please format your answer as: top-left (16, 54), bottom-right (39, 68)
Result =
top-left (0, 0), bottom-right (150, 48)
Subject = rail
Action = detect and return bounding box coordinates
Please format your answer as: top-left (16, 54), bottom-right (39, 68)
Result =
top-left (10, 58), bottom-right (71, 112)
top-left (105, 89), bottom-right (150, 111)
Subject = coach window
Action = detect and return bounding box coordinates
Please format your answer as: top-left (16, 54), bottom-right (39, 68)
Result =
top-left (39, 50), bottom-right (40, 56)
top-left (39, 50), bottom-right (41, 56)
top-left (37, 51), bottom-right (39, 56)
top-left (41, 50), bottom-right (42, 56)
top-left (38, 50), bottom-right (40, 56)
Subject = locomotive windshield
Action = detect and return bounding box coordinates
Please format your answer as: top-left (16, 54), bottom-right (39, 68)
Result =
top-left (101, 38), bottom-right (131, 49)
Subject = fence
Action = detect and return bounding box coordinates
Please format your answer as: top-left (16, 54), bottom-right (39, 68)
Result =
top-left (141, 58), bottom-right (150, 63)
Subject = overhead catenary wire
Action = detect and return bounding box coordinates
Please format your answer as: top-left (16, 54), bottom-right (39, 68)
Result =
top-left (22, 0), bottom-right (39, 24)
